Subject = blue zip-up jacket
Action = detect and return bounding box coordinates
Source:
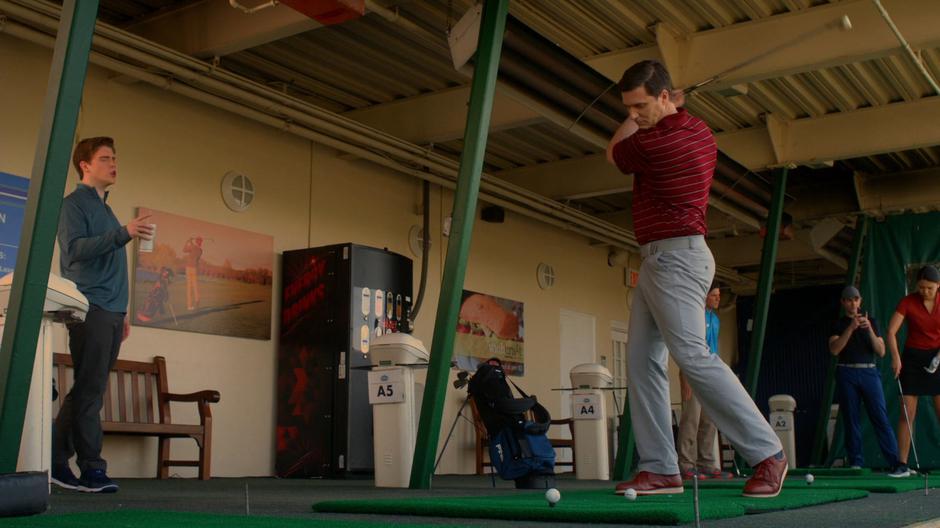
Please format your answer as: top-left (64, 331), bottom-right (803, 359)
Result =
top-left (57, 184), bottom-right (131, 313)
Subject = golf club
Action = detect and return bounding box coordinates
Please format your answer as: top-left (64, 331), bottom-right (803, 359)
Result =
top-left (897, 378), bottom-right (928, 495)
top-left (692, 467), bottom-right (702, 528)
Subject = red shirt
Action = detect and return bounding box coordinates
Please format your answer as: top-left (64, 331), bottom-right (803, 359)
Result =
top-left (896, 293), bottom-right (940, 350)
top-left (612, 108), bottom-right (716, 245)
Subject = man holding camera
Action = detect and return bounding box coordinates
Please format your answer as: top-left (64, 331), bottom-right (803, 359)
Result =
top-left (829, 286), bottom-right (908, 477)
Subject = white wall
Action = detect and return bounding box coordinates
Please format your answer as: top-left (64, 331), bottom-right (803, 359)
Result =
top-left (0, 33), bottom-right (736, 478)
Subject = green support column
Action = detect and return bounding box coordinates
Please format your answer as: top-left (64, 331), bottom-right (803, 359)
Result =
top-left (612, 396), bottom-right (635, 479)
top-left (0, 0), bottom-right (99, 472)
top-left (810, 215), bottom-right (869, 465)
top-left (744, 167), bottom-right (789, 398)
top-left (409, 0), bottom-right (509, 489)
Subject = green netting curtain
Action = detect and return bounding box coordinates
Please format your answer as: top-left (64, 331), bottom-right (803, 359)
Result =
top-left (829, 212), bottom-right (940, 469)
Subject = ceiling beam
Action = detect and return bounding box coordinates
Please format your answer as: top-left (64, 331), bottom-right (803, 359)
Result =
top-left (708, 229), bottom-right (844, 268)
top-left (347, 0), bottom-right (940, 169)
top-left (592, 0), bottom-right (940, 92)
top-left (855, 168), bottom-right (940, 214)
top-left (767, 97), bottom-right (940, 166)
top-left (496, 154), bottom-right (629, 200)
top-left (344, 86), bottom-right (544, 145)
top-left (127, 2), bottom-right (322, 58)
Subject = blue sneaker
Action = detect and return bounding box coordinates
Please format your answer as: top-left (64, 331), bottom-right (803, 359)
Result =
top-left (78, 469), bottom-right (119, 493)
top-left (50, 465), bottom-right (81, 490)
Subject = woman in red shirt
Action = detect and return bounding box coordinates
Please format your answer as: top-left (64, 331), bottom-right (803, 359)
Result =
top-left (887, 265), bottom-right (940, 469)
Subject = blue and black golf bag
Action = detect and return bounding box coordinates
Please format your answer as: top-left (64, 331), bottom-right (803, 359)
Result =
top-left (468, 360), bottom-right (556, 489)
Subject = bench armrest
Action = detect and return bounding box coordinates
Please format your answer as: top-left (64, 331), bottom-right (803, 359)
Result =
top-left (163, 390), bottom-right (221, 404)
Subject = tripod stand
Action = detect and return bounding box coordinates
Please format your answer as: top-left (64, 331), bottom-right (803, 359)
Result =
top-left (432, 394), bottom-right (477, 476)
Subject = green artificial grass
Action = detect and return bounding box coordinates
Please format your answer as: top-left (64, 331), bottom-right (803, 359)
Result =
top-left (313, 487), bottom-right (868, 525)
top-left (698, 474), bottom-right (937, 493)
top-left (0, 510), bottom-right (441, 528)
top-left (788, 467), bottom-right (871, 477)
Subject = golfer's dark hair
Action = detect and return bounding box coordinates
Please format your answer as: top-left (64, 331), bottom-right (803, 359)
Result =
top-left (619, 60), bottom-right (672, 96)
top-left (708, 283), bottom-right (720, 294)
top-left (72, 136), bottom-right (114, 180)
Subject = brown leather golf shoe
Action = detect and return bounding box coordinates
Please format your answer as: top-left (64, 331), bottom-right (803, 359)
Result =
top-left (615, 471), bottom-right (684, 495)
top-left (742, 451), bottom-right (788, 498)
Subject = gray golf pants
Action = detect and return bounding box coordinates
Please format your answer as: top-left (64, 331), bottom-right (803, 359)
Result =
top-left (626, 235), bottom-right (781, 475)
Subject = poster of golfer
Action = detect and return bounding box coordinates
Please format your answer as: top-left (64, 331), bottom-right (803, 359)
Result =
top-left (132, 207), bottom-right (274, 340)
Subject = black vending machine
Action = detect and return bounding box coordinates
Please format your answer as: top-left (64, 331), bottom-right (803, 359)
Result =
top-left (276, 243), bottom-right (413, 478)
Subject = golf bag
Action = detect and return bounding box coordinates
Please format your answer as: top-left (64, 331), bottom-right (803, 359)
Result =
top-left (468, 361), bottom-right (556, 488)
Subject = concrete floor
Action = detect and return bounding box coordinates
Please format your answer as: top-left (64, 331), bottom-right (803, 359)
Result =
top-left (43, 474), bottom-right (940, 528)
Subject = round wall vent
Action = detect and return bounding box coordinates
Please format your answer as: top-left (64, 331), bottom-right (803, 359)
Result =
top-left (221, 171), bottom-right (254, 212)
top-left (536, 262), bottom-right (555, 290)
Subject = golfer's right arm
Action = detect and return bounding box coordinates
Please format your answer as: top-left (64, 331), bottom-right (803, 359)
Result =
top-left (886, 311), bottom-right (905, 378)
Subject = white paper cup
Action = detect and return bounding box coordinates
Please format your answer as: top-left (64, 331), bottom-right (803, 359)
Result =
top-left (139, 224), bottom-right (156, 252)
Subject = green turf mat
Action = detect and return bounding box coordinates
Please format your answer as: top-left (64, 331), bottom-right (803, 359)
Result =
top-left (0, 510), bottom-right (437, 528)
top-left (788, 467), bottom-right (871, 477)
top-left (313, 487), bottom-right (868, 525)
top-left (698, 474), bottom-right (937, 493)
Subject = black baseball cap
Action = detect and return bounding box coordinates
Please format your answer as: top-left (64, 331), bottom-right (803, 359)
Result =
top-left (918, 265), bottom-right (940, 283)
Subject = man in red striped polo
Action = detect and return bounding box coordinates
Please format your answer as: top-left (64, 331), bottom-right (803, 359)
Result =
top-left (606, 60), bottom-right (786, 498)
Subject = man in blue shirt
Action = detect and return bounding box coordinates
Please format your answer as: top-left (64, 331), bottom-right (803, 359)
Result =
top-left (677, 284), bottom-right (730, 479)
top-left (51, 137), bottom-right (153, 493)
top-left (830, 286), bottom-right (908, 477)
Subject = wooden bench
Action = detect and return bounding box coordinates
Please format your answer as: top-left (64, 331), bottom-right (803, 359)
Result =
top-left (53, 353), bottom-right (220, 480)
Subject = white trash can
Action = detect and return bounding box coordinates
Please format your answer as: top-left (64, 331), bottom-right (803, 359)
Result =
top-left (368, 333), bottom-right (428, 488)
top-left (569, 363), bottom-right (613, 480)
top-left (768, 394), bottom-right (797, 466)
top-left (0, 273), bottom-right (88, 480)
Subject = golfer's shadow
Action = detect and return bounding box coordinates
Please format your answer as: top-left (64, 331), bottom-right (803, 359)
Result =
top-left (147, 300), bottom-right (264, 326)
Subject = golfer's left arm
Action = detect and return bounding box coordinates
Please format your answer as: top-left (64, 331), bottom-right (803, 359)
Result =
top-left (606, 118), bottom-right (639, 165)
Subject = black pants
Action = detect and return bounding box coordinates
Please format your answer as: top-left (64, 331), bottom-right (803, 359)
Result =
top-left (52, 306), bottom-right (124, 473)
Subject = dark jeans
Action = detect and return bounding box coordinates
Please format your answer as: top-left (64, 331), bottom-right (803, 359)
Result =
top-left (836, 366), bottom-right (900, 468)
top-left (53, 306), bottom-right (124, 473)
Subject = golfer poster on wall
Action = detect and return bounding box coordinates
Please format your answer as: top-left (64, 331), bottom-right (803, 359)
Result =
top-left (132, 207), bottom-right (274, 340)
top-left (453, 290), bottom-right (525, 375)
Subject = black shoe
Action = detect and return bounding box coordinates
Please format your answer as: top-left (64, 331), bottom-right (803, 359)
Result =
top-left (50, 465), bottom-right (81, 490)
top-left (78, 469), bottom-right (119, 493)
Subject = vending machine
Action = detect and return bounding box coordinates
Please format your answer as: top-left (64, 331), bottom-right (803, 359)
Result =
top-left (276, 243), bottom-right (413, 477)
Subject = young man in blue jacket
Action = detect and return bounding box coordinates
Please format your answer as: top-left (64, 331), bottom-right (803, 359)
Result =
top-left (51, 137), bottom-right (153, 493)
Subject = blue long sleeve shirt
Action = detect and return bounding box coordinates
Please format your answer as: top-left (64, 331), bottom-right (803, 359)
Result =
top-left (57, 184), bottom-right (131, 313)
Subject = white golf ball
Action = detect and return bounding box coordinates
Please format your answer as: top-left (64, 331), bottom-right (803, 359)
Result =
top-left (545, 488), bottom-right (561, 507)
top-left (623, 488), bottom-right (638, 500)
top-left (805, 473), bottom-right (815, 485)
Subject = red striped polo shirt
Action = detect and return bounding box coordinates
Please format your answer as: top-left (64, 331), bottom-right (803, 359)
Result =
top-left (611, 108), bottom-right (716, 246)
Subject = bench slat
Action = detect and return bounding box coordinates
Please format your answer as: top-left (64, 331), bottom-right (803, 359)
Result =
top-left (102, 422), bottom-right (203, 436)
top-left (116, 369), bottom-right (127, 423)
top-left (131, 372), bottom-right (141, 423)
top-left (103, 373), bottom-right (113, 422)
top-left (145, 373), bottom-right (155, 424)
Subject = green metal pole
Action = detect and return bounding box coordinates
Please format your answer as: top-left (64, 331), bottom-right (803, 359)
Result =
top-left (409, 0), bottom-right (508, 489)
top-left (744, 167), bottom-right (788, 398)
top-left (0, 0), bottom-right (99, 472)
top-left (612, 396), bottom-right (635, 479)
top-left (810, 215), bottom-right (869, 465)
